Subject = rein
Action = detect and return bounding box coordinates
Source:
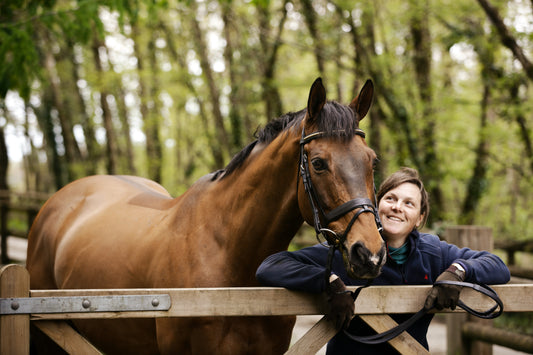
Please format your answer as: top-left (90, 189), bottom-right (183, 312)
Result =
top-left (342, 280), bottom-right (504, 344)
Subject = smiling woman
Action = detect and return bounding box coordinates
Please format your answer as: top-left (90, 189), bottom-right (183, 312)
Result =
top-left (376, 168), bottom-right (429, 248)
top-left (255, 167), bottom-right (510, 354)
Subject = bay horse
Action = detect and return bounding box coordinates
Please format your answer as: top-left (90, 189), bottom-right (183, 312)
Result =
top-left (26, 78), bottom-right (385, 354)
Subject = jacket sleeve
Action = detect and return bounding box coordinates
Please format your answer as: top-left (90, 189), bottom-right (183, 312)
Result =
top-left (439, 239), bottom-right (510, 284)
top-left (256, 245), bottom-right (330, 293)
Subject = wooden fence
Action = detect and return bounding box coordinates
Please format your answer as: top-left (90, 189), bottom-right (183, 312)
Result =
top-left (2, 264), bottom-right (533, 355)
top-left (495, 238), bottom-right (533, 280)
top-left (0, 190), bottom-right (48, 264)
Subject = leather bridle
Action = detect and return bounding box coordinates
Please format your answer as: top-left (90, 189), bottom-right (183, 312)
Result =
top-left (298, 127), bottom-right (383, 248)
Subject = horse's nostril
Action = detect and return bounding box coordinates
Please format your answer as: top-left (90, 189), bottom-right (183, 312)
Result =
top-left (350, 242), bottom-right (386, 267)
top-left (350, 241), bottom-right (370, 263)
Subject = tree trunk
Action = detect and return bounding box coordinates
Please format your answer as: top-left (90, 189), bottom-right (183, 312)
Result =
top-left (221, 1), bottom-right (244, 153)
top-left (91, 38), bottom-right (119, 175)
top-left (41, 32), bottom-right (83, 182)
top-left (508, 81), bottom-right (533, 174)
top-left (300, 0), bottom-right (325, 76)
top-left (21, 103), bottom-right (43, 191)
top-left (131, 21), bottom-right (163, 179)
top-left (338, 3), bottom-right (422, 172)
top-left (114, 82), bottom-right (137, 175)
top-left (146, 26), bottom-right (163, 182)
top-left (36, 90), bottom-right (65, 190)
top-left (460, 84), bottom-right (490, 224)
top-left (189, 1), bottom-right (230, 167)
top-left (409, 0), bottom-right (444, 222)
top-left (66, 39), bottom-right (99, 175)
top-left (257, 1), bottom-right (287, 121)
top-left (159, 22), bottom-right (224, 171)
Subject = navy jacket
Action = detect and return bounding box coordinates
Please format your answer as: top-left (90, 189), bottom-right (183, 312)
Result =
top-left (256, 230), bottom-right (510, 354)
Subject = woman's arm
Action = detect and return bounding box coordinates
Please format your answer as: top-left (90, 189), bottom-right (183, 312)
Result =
top-left (256, 244), bottom-right (330, 293)
top-left (440, 240), bottom-right (511, 284)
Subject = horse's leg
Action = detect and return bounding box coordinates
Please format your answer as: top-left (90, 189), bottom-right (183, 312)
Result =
top-left (72, 319), bottom-right (159, 354)
top-left (156, 317), bottom-right (295, 355)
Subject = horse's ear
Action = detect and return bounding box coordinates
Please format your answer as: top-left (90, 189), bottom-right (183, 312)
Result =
top-left (306, 77), bottom-right (327, 125)
top-left (349, 79), bottom-right (374, 122)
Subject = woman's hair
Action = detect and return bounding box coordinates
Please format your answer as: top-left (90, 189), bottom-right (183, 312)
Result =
top-left (376, 167), bottom-right (430, 229)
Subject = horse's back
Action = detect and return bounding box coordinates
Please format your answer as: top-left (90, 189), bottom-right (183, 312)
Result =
top-left (26, 175), bottom-right (174, 290)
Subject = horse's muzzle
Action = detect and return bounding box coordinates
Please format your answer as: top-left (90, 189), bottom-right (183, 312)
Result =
top-left (345, 241), bottom-right (386, 279)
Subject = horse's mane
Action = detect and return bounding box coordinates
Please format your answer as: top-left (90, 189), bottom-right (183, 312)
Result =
top-left (214, 101), bottom-right (357, 181)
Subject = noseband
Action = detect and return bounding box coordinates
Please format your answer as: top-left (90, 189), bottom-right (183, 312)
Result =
top-left (299, 127), bottom-right (382, 247)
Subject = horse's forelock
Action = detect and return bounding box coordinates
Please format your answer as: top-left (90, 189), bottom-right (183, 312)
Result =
top-left (315, 101), bottom-right (358, 139)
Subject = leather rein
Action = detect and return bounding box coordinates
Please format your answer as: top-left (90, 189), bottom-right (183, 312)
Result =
top-left (343, 280), bottom-right (504, 344)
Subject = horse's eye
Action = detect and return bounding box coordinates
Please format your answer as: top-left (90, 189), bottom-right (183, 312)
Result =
top-left (373, 158), bottom-right (380, 170)
top-left (311, 158), bottom-right (327, 171)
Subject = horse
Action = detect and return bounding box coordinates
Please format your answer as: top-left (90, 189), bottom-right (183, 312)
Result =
top-left (26, 78), bottom-right (386, 354)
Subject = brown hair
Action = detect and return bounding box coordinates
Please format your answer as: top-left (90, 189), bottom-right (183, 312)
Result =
top-left (376, 167), bottom-right (430, 229)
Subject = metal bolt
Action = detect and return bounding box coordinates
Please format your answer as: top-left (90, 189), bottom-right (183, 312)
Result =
top-left (11, 301), bottom-right (19, 311)
top-left (82, 299), bottom-right (91, 309)
top-left (151, 298), bottom-right (160, 307)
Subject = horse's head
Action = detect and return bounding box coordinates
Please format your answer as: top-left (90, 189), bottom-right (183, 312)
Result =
top-left (298, 78), bottom-right (386, 279)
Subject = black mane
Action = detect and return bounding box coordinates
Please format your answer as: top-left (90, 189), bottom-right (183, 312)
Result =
top-left (215, 101), bottom-right (358, 180)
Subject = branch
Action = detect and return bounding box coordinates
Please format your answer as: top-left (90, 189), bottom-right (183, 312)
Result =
top-left (476, 0), bottom-right (533, 80)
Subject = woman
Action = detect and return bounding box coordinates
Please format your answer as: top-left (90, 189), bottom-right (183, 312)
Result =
top-left (256, 167), bottom-right (510, 354)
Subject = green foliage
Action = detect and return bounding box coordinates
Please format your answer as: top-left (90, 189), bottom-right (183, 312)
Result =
top-left (0, 24), bottom-right (39, 98)
top-left (1, 0), bottom-right (532, 242)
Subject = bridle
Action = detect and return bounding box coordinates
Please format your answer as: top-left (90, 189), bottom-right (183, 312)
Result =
top-left (299, 126), bottom-right (384, 294)
top-left (298, 127), bottom-right (383, 248)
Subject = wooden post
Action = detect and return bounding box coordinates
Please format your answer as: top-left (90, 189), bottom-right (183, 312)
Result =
top-left (0, 264), bottom-right (30, 355)
top-left (443, 226), bottom-right (493, 355)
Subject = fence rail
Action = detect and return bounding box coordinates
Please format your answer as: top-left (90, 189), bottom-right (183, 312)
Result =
top-left (0, 190), bottom-right (49, 264)
top-left (2, 264), bottom-right (533, 355)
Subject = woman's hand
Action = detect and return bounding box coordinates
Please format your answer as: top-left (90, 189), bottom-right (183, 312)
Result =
top-left (326, 276), bottom-right (354, 329)
top-left (424, 264), bottom-right (465, 310)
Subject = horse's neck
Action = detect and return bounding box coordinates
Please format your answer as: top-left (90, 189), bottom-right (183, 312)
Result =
top-left (200, 132), bottom-right (303, 278)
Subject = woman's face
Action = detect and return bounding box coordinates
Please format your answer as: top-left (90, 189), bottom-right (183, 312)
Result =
top-left (378, 182), bottom-right (424, 247)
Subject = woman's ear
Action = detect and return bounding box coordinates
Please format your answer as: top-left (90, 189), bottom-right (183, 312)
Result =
top-left (415, 213), bottom-right (425, 229)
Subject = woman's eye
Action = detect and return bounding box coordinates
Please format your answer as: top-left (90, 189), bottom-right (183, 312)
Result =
top-left (311, 158), bottom-right (327, 171)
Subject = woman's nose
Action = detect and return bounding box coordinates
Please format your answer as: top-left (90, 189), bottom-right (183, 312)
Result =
top-left (391, 201), bottom-right (401, 211)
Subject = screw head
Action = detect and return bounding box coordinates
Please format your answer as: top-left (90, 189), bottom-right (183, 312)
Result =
top-left (82, 299), bottom-right (91, 309)
top-left (11, 301), bottom-right (20, 310)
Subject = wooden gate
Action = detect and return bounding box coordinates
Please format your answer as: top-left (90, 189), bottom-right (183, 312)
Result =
top-left (2, 264), bottom-right (533, 354)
